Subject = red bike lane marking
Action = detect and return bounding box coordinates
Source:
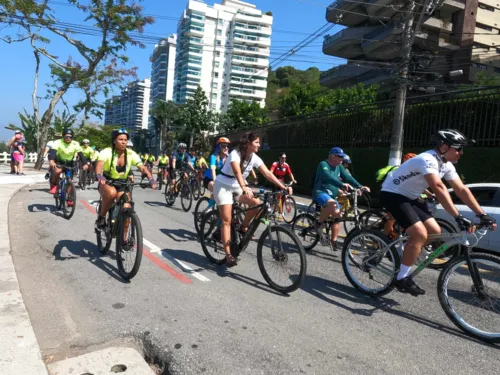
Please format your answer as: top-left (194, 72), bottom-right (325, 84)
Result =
top-left (81, 199), bottom-right (192, 284)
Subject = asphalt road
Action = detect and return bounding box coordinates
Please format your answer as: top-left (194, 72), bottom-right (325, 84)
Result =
top-left (8, 177), bottom-right (500, 375)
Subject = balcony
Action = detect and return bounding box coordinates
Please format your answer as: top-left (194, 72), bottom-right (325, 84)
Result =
top-left (235, 12), bottom-right (272, 27)
top-left (229, 87), bottom-right (266, 99)
top-left (440, 0), bottom-right (465, 12)
top-left (326, 0), bottom-right (368, 27)
top-left (423, 17), bottom-right (453, 32)
top-left (184, 24), bottom-right (205, 37)
top-left (366, 0), bottom-right (406, 20)
top-left (234, 22), bottom-right (272, 36)
top-left (230, 76), bottom-right (268, 88)
top-left (415, 31), bottom-right (460, 51)
top-left (319, 64), bottom-right (374, 88)
top-left (231, 65), bottom-right (259, 76)
top-left (361, 20), bottom-right (403, 59)
top-left (323, 26), bottom-right (378, 59)
top-left (233, 33), bottom-right (271, 47)
top-left (232, 43), bottom-right (270, 57)
top-left (232, 54), bottom-right (268, 67)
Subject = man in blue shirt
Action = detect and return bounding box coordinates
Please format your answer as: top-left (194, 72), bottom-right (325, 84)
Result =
top-left (171, 142), bottom-right (194, 189)
top-left (313, 147), bottom-right (370, 250)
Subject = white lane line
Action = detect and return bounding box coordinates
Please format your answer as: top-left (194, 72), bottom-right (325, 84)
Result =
top-left (143, 238), bottom-right (210, 282)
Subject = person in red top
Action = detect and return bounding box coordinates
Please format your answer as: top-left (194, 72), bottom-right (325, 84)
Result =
top-left (270, 153), bottom-right (296, 190)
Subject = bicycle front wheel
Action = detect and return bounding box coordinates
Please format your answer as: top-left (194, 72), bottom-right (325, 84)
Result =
top-left (95, 201), bottom-right (112, 254)
top-left (342, 228), bottom-right (400, 296)
top-left (164, 181), bottom-right (175, 206)
top-left (180, 183), bottom-right (193, 212)
top-left (438, 253), bottom-right (500, 343)
top-left (257, 226), bottom-right (307, 294)
top-left (291, 213), bottom-right (319, 251)
top-left (281, 196), bottom-right (297, 224)
top-left (116, 210), bottom-right (143, 280)
top-left (199, 209), bottom-right (227, 265)
top-left (62, 180), bottom-right (76, 220)
top-left (194, 196), bottom-right (211, 235)
top-left (79, 170), bottom-right (87, 190)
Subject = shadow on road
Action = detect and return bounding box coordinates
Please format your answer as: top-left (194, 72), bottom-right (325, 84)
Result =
top-left (301, 274), bottom-right (499, 347)
top-left (144, 201), bottom-right (169, 208)
top-left (27, 187), bottom-right (51, 193)
top-left (160, 228), bottom-right (198, 242)
top-left (53, 239), bottom-right (129, 284)
top-left (163, 248), bottom-right (286, 296)
top-left (28, 203), bottom-right (55, 212)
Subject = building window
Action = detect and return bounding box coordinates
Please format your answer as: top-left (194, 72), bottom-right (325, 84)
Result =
top-left (476, 22), bottom-right (493, 31)
top-left (479, 4), bottom-right (495, 12)
top-left (217, 29), bottom-right (222, 36)
top-left (218, 19), bottom-right (223, 25)
top-left (214, 72), bottom-right (219, 78)
top-left (212, 93), bottom-right (217, 99)
top-left (212, 82), bottom-right (218, 89)
top-left (216, 40), bottom-right (222, 46)
top-left (215, 61), bottom-right (220, 68)
top-left (216, 51), bottom-right (220, 57)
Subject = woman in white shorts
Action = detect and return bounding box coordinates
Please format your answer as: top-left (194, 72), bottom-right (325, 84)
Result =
top-left (213, 132), bottom-right (292, 267)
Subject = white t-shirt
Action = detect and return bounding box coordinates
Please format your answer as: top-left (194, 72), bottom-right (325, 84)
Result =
top-left (46, 140), bottom-right (54, 149)
top-left (381, 150), bottom-right (458, 200)
top-left (217, 149), bottom-right (264, 187)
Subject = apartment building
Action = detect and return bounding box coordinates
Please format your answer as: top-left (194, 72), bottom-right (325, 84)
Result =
top-left (104, 79), bottom-right (151, 137)
top-left (320, 0), bottom-right (500, 89)
top-left (173, 0), bottom-right (272, 112)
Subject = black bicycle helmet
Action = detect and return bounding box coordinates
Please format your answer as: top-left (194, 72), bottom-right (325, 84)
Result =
top-left (435, 129), bottom-right (468, 148)
top-left (62, 128), bottom-right (73, 136)
top-left (111, 128), bottom-right (129, 140)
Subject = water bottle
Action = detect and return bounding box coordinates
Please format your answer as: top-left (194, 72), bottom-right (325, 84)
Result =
top-left (417, 246), bottom-right (432, 264)
top-left (111, 205), bottom-right (119, 223)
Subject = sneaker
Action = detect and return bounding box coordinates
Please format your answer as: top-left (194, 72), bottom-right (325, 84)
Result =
top-left (95, 216), bottom-right (107, 230)
top-left (9, 171), bottom-right (15, 174)
top-left (18, 173), bottom-right (25, 176)
top-left (394, 276), bottom-right (426, 296)
top-left (330, 240), bottom-right (341, 252)
top-left (49, 185), bottom-right (57, 194)
top-left (45, 172), bottom-right (50, 180)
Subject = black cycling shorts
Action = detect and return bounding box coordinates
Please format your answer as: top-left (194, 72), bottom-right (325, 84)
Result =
top-left (203, 176), bottom-right (212, 189)
top-left (379, 191), bottom-right (432, 230)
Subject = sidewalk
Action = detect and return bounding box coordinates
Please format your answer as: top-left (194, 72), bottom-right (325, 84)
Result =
top-left (0, 164), bottom-right (49, 374)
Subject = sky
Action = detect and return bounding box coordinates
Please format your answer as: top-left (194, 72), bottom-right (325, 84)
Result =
top-left (0, 0), bottom-right (344, 141)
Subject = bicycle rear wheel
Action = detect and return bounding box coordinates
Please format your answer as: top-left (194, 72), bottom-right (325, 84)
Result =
top-left (157, 173), bottom-right (163, 191)
top-left (62, 180), bottom-right (76, 220)
top-left (257, 226), bottom-right (307, 294)
top-left (191, 179), bottom-right (200, 201)
top-left (342, 228), bottom-right (400, 296)
top-left (359, 209), bottom-right (386, 230)
top-left (164, 181), bottom-right (175, 206)
top-left (95, 201), bottom-right (112, 254)
top-left (438, 253), bottom-right (500, 343)
top-left (194, 196), bottom-right (211, 235)
top-left (291, 213), bottom-right (319, 251)
top-left (281, 196), bottom-right (297, 224)
top-left (79, 170), bottom-right (86, 190)
top-left (180, 183), bottom-right (193, 212)
top-left (199, 209), bottom-right (227, 265)
top-left (116, 210), bottom-right (143, 280)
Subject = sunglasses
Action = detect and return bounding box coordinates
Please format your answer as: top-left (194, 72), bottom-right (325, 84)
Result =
top-left (220, 144), bottom-right (229, 148)
top-left (64, 136), bottom-right (73, 139)
top-left (452, 146), bottom-right (464, 152)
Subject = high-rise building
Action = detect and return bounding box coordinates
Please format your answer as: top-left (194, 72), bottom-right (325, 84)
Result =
top-left (150, 34), bottom-right (177, 105)
top-left (104, 79), bottom-right (151, 137)
top-left (320, 0), bottom-right (500, 89)
top-left (173, 0), bottom-right (272, 112)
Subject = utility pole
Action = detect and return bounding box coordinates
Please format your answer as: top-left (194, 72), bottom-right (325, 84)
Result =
top-left (388, 0), bottom-right (432, 166)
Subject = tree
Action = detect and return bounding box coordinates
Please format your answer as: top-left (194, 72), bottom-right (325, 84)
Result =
top-left (0, 0), bottom-right (154, 169)
top-left (0, 141), bottom-right (8, 153)
top-left (5, 110), bottom-right (40, 152)
top-left (177, 87), bottom-right (218, 148)
top-left (222, 99), bottom-right (269, 132)
top-left (131, 128), bottom-right (150, 155)
top-left (150, 100), bottom-right (181, 153)
top-left (75, 125), bottom-right (114, 150)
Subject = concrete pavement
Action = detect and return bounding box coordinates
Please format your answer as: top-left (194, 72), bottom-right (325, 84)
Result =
top-left (0, 164), bottom-right (49, 374)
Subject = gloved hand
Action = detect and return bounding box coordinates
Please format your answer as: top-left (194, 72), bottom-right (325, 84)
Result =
top-left (455, 214), bottom-right (472, 231)
top-left (478, 213), bottom-right (496, 226)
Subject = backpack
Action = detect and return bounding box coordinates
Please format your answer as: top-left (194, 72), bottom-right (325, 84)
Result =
top-left (376, 165), bottom-right (398, 184)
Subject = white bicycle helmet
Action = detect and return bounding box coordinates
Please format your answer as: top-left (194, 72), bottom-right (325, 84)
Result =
top-left (435, 129), bottom-right (469, 148)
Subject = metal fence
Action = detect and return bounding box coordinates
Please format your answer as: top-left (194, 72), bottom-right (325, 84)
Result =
top-left (220, 87), bottom-right (500, 148)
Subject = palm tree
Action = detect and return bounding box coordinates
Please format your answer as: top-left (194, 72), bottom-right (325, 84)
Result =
top-left (5, 110), bottom-right (39, 152)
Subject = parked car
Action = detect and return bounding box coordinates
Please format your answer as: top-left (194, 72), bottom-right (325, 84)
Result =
top-left (434, 183), bottom-right (500, 253)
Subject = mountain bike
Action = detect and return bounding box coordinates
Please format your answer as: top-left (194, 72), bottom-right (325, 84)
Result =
top-left (78, 162), bottom-right (94, 190)
top-left (54, 163), bottom-right (77, 220)
top-left (270, 183), bottom-right (297, 224)
top-left (95, 179), bottom-right (150, 280)
top-left (164, 168), bottom-right (193, 212)
top-left (341, 221), bottom-right (500, 343)
top-left (358, 198), bottom-right (463, 269)
top-left (199, 189), bottom-right (307, 294)
top-left (292, 188), bottom-right (367, 252)
top-left (157, 165), bottom-right (168, 191)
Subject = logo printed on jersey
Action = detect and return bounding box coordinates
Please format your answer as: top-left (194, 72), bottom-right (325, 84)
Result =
top-left (393, 171), bottom-right (421, 185)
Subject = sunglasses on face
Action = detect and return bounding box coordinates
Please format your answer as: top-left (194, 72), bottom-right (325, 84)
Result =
top-left (452, 146), bottom-right (464, 152)
top-left (64, 136), bottom-right (73, 139)
top-left (220, 144), bottom-right (229, 148)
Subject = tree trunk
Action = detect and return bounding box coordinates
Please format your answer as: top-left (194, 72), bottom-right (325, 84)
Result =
top-left (34, 83), bottom-right (71, 169)
top-left (189, 130), bottom-right (194, 149)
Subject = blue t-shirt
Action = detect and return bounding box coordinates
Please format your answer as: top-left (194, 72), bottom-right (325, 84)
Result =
top-left (173, 151), bottom-right (191, 170)
top-left (203, 154), bottom-right (225, 180)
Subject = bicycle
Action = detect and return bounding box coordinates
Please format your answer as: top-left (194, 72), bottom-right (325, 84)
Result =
top-left (78, 162), bottom-right (94, 190)
top-left (341, 221), bottom-right (500, 343)
top-left (292, 188), bottom-right (367, 252)
top-left (187, 170), bottom-right (203, 201)
top-left (199, 189), bottom-right (307, 294)
top-left (270, 183), bottom-right (297, 224)
top-left (157, 165), bottom-right (168, 191)
top-left (54, 163), bottom-right (77, 220)
top-left (164, 168), bottom-right (193, 212)
top-left (358, 198), bottom-right (463, 270)
top-left (94, 179), bottom-right (149, 280)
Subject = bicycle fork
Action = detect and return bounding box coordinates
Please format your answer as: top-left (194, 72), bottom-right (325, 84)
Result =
top-left (464, 250), bottom-right (486, 298)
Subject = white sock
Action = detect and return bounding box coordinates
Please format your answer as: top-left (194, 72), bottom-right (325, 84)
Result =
top-left (397, 265), bottom-right (411, 280)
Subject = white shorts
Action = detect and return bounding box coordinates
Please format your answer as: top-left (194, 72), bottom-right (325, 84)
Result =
top-left (213, 179), bottom-right (242, 206)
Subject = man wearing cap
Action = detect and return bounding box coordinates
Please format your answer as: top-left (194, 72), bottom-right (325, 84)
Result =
top-left (313, 147), bottom-right (370, 251)
top-left (270, 152), bottom-right (296, 190)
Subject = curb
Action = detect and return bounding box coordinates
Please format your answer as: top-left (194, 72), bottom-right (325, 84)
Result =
top-left (0, 183), bottom-right (49, 375)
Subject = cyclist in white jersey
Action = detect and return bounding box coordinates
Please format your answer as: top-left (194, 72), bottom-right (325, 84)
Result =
top-left (380, 129), bottom-right (496, 296)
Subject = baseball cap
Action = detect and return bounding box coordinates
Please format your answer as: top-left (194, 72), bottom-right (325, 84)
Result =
top-left (15, 130), bottom-right (22, 135)
top-left (280, 153), bottom-right (286, 158)
top-left (329, 147), bottom-right (346, 158)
